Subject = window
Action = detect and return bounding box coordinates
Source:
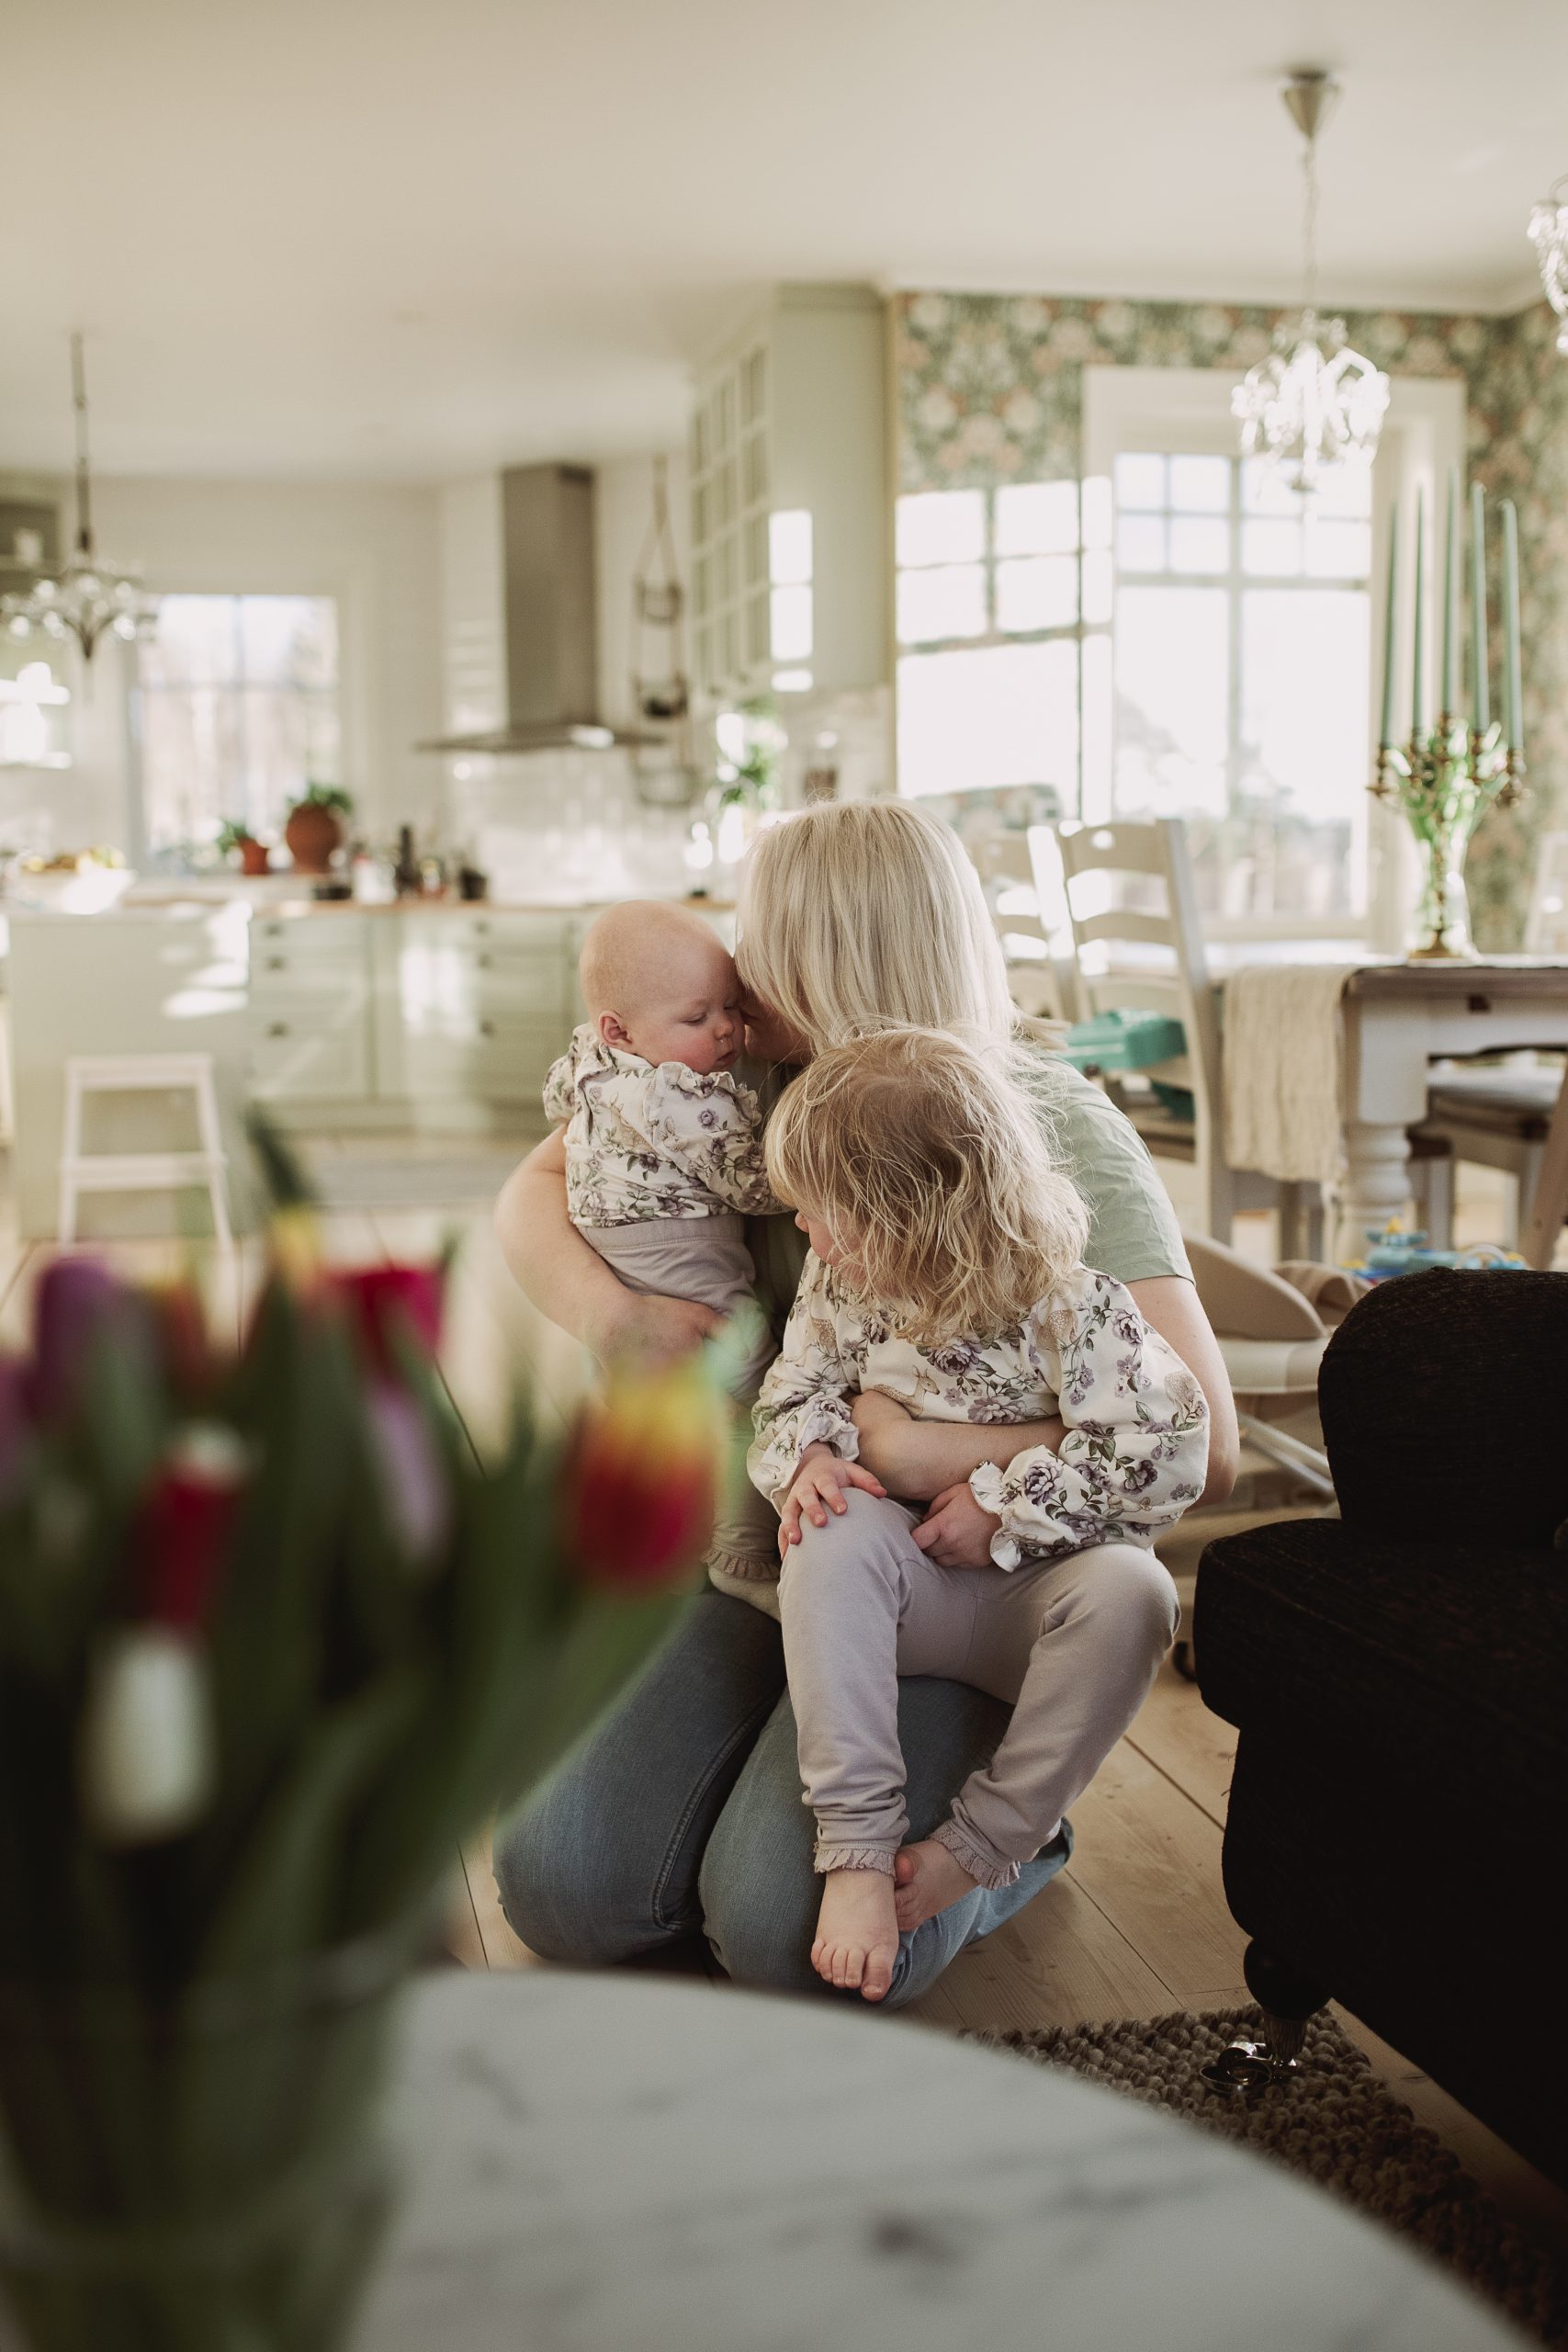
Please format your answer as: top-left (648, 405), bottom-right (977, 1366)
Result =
top-left (894, 481), bottom-right (1111, 800)
top-left (136, 595), bottom-right (340, 852)
top-left (1110, 452), bottom-right (1371, 924)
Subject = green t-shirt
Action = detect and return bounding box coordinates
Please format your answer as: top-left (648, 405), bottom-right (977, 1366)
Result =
top-left (747, 1046), bottom-right (1190, 1329)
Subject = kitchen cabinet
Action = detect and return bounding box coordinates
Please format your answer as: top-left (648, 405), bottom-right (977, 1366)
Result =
top-left (688, 283), bottom-right (888, 705)
top-left (248, 912), bottom-right (373, 1102)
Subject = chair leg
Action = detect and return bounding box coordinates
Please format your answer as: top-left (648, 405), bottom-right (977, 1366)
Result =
top-left (1202, 1943), bottom-right (1328, 2096)
top-left (58, 1066), bottom-right (84, 1244)
top-left (1413, 1151), bottom-right (1455, 1250)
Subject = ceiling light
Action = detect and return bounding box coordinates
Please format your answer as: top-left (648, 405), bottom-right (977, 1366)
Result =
top-left (1528, 176), bottom-right (1568, 355)
top-left (1, 334), bottom-right (159, 661)
top-left (1232, 72), bottom-right (1390, 496)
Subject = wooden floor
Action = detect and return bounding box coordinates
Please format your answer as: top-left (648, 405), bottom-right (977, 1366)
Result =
top-left (4, 1132), bottom-right (1564, 2264)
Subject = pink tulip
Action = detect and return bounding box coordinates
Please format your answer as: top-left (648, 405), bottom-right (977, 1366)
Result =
top-left (333, 1265), bottom-right (445, 1374)
top-left (139, 1425), bottom-right (250, 1633)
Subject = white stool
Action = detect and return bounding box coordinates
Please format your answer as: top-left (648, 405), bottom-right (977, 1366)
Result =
top-left (58, 1053), bottom-right (232, 1248)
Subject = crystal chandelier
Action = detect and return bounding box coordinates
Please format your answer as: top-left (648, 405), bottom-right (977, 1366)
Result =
top-left (1528, 175), bottom-right (1568, 355)
top-left (1232, 71), bottom-right (1390, 496)
top-left (1, 334), bottom-right (158, 661)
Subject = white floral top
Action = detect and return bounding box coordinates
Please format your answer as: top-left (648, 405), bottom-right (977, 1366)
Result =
top-left (544, 1024), bottom-right (780, 1227)
top-left (749, 1254), bottom-right (1209, 1568)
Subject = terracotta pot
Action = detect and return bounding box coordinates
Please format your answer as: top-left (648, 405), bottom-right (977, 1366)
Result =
top-left (239, 837), bottom-right (271, 876)
top-left (284, 803), bottom-right (344, 876)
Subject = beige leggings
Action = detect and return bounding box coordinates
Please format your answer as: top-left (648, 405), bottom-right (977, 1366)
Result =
top-left (778, 1490), bottom-right (1179, 1888)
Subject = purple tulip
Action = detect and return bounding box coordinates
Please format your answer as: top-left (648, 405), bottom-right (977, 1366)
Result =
top-left (28, 1258), bottom-right (131, 1424)
top-left (365, 1380), bottom-right (450, 1564)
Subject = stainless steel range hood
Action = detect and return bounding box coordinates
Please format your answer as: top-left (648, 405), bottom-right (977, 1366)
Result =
top-left (420, 463), bottom-right (661, 755)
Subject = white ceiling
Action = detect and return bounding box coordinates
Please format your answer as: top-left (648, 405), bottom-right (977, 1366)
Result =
top-left (5, 0), bottom-right (1565, 482)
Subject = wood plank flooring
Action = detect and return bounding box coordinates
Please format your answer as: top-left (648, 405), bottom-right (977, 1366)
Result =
top-left (4, 1132), bottom-right (1564, 2263)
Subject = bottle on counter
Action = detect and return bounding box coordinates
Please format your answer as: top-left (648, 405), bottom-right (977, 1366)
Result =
top-left (393, 825), bottom-right (421, 898)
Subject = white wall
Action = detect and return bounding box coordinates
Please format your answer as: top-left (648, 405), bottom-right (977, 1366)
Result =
top-left (0, 472), bottom-right (445, 858)
top-left (593, 452), bottom-right (690, 730)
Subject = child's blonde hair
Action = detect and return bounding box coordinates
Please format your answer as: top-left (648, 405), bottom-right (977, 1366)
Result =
top-left (737, 800), bottom-right (1015, 1053)
top-left (765, 1028), bottom-right (1089, 1345)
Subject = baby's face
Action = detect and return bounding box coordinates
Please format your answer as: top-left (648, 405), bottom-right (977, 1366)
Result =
top-left (616, 934), bottom-right (743, 1076)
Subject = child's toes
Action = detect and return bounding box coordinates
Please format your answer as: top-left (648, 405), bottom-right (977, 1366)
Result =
top-left (811, 1939), bottom-right (835, 1986)
top-left (862, 1944), bottom-right (895, 2003)
top-left (840, 1942), bottom-right (865, 1989)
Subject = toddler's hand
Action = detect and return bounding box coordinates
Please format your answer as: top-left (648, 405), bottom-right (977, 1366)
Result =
top-left (912, 1481), bottom-right (1002, 1570)
top-left (779, 1450), bottom-right (887, 1555)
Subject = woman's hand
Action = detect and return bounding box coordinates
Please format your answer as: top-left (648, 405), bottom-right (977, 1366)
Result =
top-left (912, 1482), bottom-right (1002, 1569)
top-left (590, 1289), bottom-right (723, 1366)
top-left (779, 1445), bottom-right (887, 1556)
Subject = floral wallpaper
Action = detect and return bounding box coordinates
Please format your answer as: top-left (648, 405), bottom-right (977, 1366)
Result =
top-left (895, 291), bottom-right (1563, 947)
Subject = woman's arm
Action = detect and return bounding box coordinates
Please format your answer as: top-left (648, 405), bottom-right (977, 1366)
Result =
top-left (493, 1130), bottom-right (722, 1363)
top-left (748, 1258), bottom-right (859, 1509)
top-left (1125, 1275), bottom-right (1238, 1508)
top-left (851, 1391), bottom-right (1066, 1502)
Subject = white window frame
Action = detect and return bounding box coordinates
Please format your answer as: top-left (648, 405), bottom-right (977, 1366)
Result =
top-left (1083, 366), bottom-right (1466, 947)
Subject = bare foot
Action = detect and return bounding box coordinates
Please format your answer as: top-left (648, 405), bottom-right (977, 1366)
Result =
top-left (893, 1838), bottom-right (978, 1932)
top-left (812, 1869), bottom-right (899, 2002)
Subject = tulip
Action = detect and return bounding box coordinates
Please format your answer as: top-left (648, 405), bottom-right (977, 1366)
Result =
top-left (559, 1357), bottom-right (723, 1589)
top-left (0, 1357), bottom-right (32, 1503)
top-left (139, 1424), bottom-right (251, 1632)
top-left (365, 1379), bottom-right (450, 1564)
top-left (147, 1277), bottom-right (213, 1407)
top-left (28, 1256), bottom-right (131, 1424)
top-left (267, 1204), bottom-right (325, 1295)
top-left (79, 1625), bottom-right (214, 1845)
top-left (333, 1264), bottom-right (446, 1374)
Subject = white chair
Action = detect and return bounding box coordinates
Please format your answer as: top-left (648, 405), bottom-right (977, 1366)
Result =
top-left (965, 828), bottom-right (1074, 1024)
top-left (58, 1053), bottom-right (232, 1248)
top-left (1029, 818), bottom-right (1325, 1255)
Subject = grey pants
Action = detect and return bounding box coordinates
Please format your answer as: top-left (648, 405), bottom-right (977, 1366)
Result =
top-left (581, 1215), bottom-right (780, 1578)
top-left (778, 1490), bottom-right (1179, 1888)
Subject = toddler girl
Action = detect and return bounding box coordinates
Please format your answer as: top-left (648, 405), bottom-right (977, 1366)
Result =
top-left (750, 1027), bottom-right (1209, 2003)
top-left (544, 899), bottom-right (782, 1583)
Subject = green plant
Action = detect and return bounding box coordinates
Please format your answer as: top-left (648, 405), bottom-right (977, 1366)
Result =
top-left (213, 820), bottom-right (255, 856)
top-left (292, 783), bottom-right (355, 820)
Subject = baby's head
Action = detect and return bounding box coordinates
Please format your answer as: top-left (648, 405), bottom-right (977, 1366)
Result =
top-left (579, 900), bottom-right (742, 1076)
top-left (764, 1028), bottom-right (1089, 1344)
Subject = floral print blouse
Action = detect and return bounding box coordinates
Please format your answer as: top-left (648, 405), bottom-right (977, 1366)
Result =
top-left (544, 1024), bottom-right (780, 1227)
top-left (749, 1253), bottom-right (1209, 1569)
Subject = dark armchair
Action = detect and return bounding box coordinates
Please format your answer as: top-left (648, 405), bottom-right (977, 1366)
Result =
top-left (1194, 1268), bottom-right (1568, 2186)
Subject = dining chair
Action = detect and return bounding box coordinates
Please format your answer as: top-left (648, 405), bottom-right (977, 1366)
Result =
top-left (1409, 831), bottom-right (1568, 1255)
top-left (965, 826), bottom-right (1073, 1024)
top-left (1028, 817), bottom-right (1324, 1255)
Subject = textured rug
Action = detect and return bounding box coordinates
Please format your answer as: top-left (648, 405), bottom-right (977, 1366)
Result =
top-left (966, 2008), bottom-right (1566, 2349)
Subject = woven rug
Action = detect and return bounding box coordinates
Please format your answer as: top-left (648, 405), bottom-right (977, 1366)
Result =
top-left (966, 2007), bottom-right (1566, 2349)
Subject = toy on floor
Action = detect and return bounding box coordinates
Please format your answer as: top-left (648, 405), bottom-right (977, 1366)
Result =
top-left (1354, 1218), bottom-right (1526, 1281)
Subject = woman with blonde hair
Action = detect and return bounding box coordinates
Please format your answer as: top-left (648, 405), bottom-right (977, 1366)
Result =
top-left (492, 799), bottom-right (1237, 2007)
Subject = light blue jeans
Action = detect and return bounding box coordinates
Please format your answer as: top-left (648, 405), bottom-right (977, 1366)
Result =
top-left (491, 1588), bottom-right (1072, 2009)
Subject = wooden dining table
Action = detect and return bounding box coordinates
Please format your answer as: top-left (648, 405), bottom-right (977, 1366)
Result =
top-left (1213, 947), bottom-right (1568, 1264)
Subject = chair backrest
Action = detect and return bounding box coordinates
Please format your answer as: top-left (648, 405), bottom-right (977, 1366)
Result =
top-left (965, 827), bottom-right (1073, 1024)
top-left (1028, 818), bottom-right (1223, 1136)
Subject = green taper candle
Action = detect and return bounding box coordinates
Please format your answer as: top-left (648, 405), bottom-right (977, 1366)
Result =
top-left (1379, 497), bottom-right (1399, 748)
top-left (1442, 466), bottom-right (1461, 716)
top-left (1501, 497), bottom-right (1523, 754)
top-left (1411, 487), bottom-right (1427, 738)
top-left (1471, 481), bottom-right (1489, 736)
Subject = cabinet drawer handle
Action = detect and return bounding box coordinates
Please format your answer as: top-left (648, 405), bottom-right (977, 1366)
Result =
top-left (479, 1019), bottom-right (496, 1038)
top-left (476, 952), bottom-right (491, 969)
top-left (267, 1022), bottom-right (289, 1038)
top-left (266, 956), bottom-right (286, 970)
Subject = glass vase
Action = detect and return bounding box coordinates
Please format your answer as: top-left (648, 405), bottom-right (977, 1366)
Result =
top-left (1408, 823), bottom-right (1477, 960)
top-left (0, 1932), bottom-right (413, 2352)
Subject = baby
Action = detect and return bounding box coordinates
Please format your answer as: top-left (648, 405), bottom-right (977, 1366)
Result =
top-left (750, 1027), bottom-right (1210, 2003)
top-left (544, 899), bottom-right (782, 1583)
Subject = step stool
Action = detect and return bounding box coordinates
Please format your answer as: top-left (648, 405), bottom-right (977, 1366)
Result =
top-left (58, 1053), bottom-right (233, 1248)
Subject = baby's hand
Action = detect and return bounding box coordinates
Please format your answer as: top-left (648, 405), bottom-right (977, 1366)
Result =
top-left (779, 1447), bottom-right (886, 1555)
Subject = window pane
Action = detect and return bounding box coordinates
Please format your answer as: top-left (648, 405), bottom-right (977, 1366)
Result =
top-left (996, 554), bottom-right (1078, 633)
top-left (1243, 458), bottom-right (1302, 517)
top-left (140, 595), bottom-right (242, 687)
top-left (995, 481), bottom-right (1078, 556)
top-left (239, 596), bottom-right (335, 684)
top-left (1303, 519), bottom-right (1371, 580)
top-left (1116, 515), bottom-right (1167, 572)
top-left (1081, 549), bottom-right (1114, 627)
top-left (1236, 588), bottom-right (1370, 915)
top-left (1115, 454), bottom-right (1166, 511)
top-left (1113, 585), bottom-right (1228, 818)
top-left (1081, 474), bottom-right (1113, 550)
top-left (1168, 517), bottom-right (1229, 574)
top-left (770, 509), bottom-right (813, 585)
top-left (1168, 455), bottom-right (1230, 513)
top-left (1241, 519), bottom-right (1303, 577)
top-left (897, 639), bottom-right (1078, 797)
top-left (770, 584), bottom-right (813, 662)
top-left (896, 562), bottom-right (987, 645)
top-left (895, 490), bottom-right (986, 568)
top-left (1314, 462), bottom-right (1373, 519)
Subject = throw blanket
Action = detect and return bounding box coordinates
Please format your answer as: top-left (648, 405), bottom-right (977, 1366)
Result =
top-left (1222, 963), bottom-right (1367, 1185)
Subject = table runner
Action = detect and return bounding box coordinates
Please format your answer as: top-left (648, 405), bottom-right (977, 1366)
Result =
top-left (1221, 962), bottom-right (1367, 1185)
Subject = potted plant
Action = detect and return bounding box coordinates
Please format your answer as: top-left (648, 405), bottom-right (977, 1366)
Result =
top-left (215, 819), bottom-right (271, 877)
top-left (0, 1135), bottom-right (720, 2352)
top-left (284, 784), bottom-right (355, 876)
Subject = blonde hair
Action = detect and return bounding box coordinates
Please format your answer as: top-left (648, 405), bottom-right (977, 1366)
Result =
top-left (765, 1028), bottom-right (1089, 1345)
top-left (736, 800), bottom-right (1016, 1053)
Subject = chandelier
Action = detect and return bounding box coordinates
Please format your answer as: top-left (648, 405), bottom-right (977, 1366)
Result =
top-left (1528, 175), bottom-right (1568, 355)
top-left (2, 334), bottom-right (159, 661)
top-left (1232, 71), bottom-right (1390, 496)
